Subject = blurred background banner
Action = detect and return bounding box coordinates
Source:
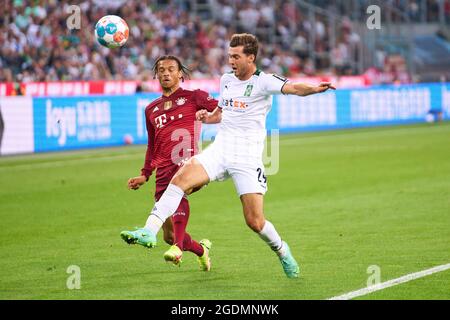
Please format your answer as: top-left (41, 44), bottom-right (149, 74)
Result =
top-left (1, 83), bottom-right (448, 155)
top-left (272, 82), bottom-right (448, 133)
top-left (31, 94), bottom-right (159, 152)
top-left (0, 76), bottom-right (368, 97)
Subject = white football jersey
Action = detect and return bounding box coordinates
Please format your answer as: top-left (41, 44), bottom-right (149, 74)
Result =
top-left (214, 70), bottom-right (288, 160)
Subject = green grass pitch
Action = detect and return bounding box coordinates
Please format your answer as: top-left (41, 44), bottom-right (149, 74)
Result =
top-left (0, 123), bottom-right (449, 300)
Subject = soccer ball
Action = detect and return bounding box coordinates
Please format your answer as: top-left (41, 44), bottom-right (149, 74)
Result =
top-left (95, 15), bottom-right (129, 48)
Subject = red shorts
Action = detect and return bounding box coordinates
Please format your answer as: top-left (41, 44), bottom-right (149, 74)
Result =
top-left (155, 164), bottom-right (189, 219)
top-left (154, 164), bottom-right (181, 201)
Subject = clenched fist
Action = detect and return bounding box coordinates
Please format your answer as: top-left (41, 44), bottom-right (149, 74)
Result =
top-left (196, 109), bottom-right (209, 122)
top-left (128, 175), bottom-right (147, 190)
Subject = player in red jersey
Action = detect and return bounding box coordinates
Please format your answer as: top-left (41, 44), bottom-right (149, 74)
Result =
top-left (120, 56), bottom-right (218, 270)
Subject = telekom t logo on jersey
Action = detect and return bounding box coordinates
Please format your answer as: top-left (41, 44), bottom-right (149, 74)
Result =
top-left (154, 114), bottom-right (167, 128)
top-left (154, 113), bottom-right (184, 129)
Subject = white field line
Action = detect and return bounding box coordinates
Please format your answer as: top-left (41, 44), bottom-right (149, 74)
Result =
top-left (0, 153), bottom-right (142, 171)
top-left (328, 263), bottom-right (450, 300)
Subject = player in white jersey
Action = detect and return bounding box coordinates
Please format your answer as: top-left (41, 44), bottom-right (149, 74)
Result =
top-left (194, 69), bottom-right (288, 196)
top-left (139, 33), bottom-right (335, 278)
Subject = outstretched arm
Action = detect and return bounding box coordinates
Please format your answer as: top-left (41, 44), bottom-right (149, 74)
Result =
top-left (281, 82), bottom-right (336, 97)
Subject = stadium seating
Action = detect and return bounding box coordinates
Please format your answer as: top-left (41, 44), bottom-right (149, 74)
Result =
top-left (1, 0), bottom-right (449, 84)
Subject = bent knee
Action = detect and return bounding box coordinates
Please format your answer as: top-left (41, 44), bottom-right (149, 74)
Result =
top-left (170, 173), bottom-right (190, 191)
top-left (245, 218), bottom-right (265, 233)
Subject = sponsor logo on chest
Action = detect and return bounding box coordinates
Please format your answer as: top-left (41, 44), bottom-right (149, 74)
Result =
top-left (222, 83), bottom-right (255, 110)
top-left (152, 97), bottom-right (189, 128)
top-left (154, 113), bottom-right (184, 129)
top-left (222, 98), bottom-right (248, 110)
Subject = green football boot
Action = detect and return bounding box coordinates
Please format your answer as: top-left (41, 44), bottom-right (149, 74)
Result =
top-left (197, 239), bottom-right (212, 271)
top-left (163, 245), bottom-right (183, 266)
top-left (120, 228), bottom-right (157, 248)
top-left (279, 241), bottom-right (299, 278)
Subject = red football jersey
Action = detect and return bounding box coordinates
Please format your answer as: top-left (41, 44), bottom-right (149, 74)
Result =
top-left (141, 88), bottom-right (218, 178)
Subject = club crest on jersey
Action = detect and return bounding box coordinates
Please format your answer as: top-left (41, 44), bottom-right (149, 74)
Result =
top-left (244, 84), bottom-right (253, 97)
top-left (175, 97), bottom-right (187, 106)
top-left (164, 101), bottom-right (173, 110)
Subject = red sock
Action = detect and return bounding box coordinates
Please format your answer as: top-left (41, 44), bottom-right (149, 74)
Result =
top-left (182, 233), bottom-right (204, 257)
top-left (172, 198), bottom-right (189, 249)
top-left (172, 198), bottom-right (204, 257)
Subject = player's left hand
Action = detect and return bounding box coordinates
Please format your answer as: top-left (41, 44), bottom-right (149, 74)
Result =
top-left (316, 82), bottom-right (336, 93)
top-left (128, 175), bottom-right (147, 190)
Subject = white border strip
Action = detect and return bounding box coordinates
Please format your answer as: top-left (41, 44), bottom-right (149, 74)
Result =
top-left (328, 263), bottom-right (450, 300)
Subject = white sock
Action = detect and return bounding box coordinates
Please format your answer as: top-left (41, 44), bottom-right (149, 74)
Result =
top-left (258, 220), bottom-right (286, 257)
top-left (144, 184), bottom-right (185, 235)
top-left (144, 215), bottom-right (164, 235)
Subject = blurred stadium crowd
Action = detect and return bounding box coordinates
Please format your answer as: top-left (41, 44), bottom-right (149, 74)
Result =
top-left (1, 0), bottom-right (448, 84)
top-left (313, 0), bottom-right (450, 22)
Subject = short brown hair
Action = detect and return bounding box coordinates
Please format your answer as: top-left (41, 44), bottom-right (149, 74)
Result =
top-left (229, 33), bottom-right (259, 60)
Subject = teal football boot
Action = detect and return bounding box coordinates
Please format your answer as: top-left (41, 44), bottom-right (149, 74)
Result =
top-left (120, 228), bottom-right (157, 248)
top-left (279, 241), bottom-right (300, 278)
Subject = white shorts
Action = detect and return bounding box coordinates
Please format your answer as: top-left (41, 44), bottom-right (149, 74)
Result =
top-left (194, 141), bottom-right (268, 196)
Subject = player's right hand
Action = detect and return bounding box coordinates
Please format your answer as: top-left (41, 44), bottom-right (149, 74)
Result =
top-left (128, 175), bottom-right (147, 190)
top-left (196, 109), bottom-right (209, 122)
